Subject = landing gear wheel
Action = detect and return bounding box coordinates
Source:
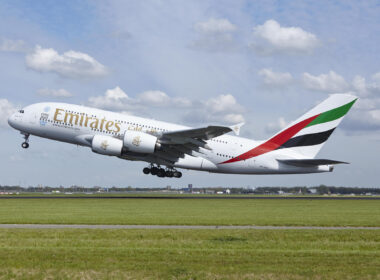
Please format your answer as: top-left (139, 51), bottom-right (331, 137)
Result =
top-left (157, 168), bottom-right (166, 177)
top-left (165, 170), bottom-right (174, 178)
top-left (151, 167), bottom-right (158, 175)
top-left (146, 164), bottom-right (182, 178)
top-left (20, 133), bottom-right (30, 149)
top-left (173, 171), bottom-right (182, 178)
top-left (21, 142), bottom-right (29, 149)
top-left (143, 168), bottom-right (151, 174)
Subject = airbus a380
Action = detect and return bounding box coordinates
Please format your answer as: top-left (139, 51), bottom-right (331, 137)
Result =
top-left (8, 94), bottom-right (357, 178)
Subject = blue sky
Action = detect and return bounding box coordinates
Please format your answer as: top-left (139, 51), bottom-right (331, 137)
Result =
top-left (0, 0), bottom-right (379, 188)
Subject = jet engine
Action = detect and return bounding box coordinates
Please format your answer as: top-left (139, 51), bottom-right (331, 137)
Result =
top-left (91, 135), bottom-right (123, 156)
top-left (123, 130), bottom-right (160, 153)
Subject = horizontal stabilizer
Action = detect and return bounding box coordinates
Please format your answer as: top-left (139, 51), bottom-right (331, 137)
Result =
top-left (278, 159), bottom-right (349, 167)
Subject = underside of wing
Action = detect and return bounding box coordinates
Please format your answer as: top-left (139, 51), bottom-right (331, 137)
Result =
top-left (278, 159), bottom-right (349, 167)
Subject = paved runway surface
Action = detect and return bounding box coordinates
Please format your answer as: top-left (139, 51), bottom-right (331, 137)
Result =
top-left (0, 224), bottom-right (379, 230)
top-left (0, 196), bottom-right (379, 200)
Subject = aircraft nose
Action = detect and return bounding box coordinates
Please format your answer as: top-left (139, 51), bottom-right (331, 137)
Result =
top-left (8, 113), bottom-right (16, 128)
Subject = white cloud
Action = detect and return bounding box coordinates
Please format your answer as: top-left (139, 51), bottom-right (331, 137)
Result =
top-left (88, 87), bottom-right (130, 110)
top-left (204, 94), bottom-right (243, 114)
top-left (352, 75), bottom-right (368, 97)
top-left (89, 87), bottom-right (192, 112)
top-left (89, 88), bottom-right (245, 125)
top-left (354, 97), bottom-right (380, 110)
top-left (340, 73), bottom-right (380, 132)
top-left (137, 91), bottom-right (192, 107)
top-left (191, 18), bottom-right (237, 52)
top-left (302, 71), bottom-right (349, 93)
top-left (345, 109), bottom-right (380, 131)
top-left (0, 38), bottom-right (27, 52)
top-left (265, 117), bottom-right (287, 134)
top-left (258, 68), bottom-right (293, 87)
top-left (259, 67), bottom-right (377, 133)
top-left (0, 99), bottom-right (17, 127)
top-left (170, 97), bottom-right (192, 108)
top-left (137, 90), bottom-right (170, 106)
top-left (223, 113), bottom-right (245, 124)
top-left (251, 19), bottom-right (319, 55)
top-left (37, 88), bottom-right (73, 98)
top-left (25, 45), bottom-right (108, 79)
top-left (103, 86), bottom-right (129, 100)
top-left (134, 90), bottom-right (192, 108)
top-left (299, 71), bottom-right (379, 97)
top-left (352, 74), bottom-right (380, 97)
top-left (183, 94), bottom-right (245, 125)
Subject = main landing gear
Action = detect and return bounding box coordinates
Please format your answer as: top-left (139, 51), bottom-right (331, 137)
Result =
top-left (21, 133), bottom-right (30, 149)
top-left (143, 164), bottom-right (182, 178)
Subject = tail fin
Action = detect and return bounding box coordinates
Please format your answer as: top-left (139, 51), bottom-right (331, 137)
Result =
top-left (273, 93), bottom-right (357, 158)
top-left (220, 94), bottom-right (357, 165)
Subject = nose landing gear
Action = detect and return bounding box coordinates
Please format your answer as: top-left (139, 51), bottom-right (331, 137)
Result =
top-left (142, 164), bottom-right (182, 178)
top-left (21, 133), bottom-right (30, 149)
top-left (21, 142), bottom-right (29, 149)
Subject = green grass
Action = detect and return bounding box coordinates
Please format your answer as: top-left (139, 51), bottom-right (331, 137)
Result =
top-left (1, 198), bottom-right (379, 279)
top-left (7, 192), bottom-right (380, 197)
top-left (0, 229), bottom-right (379, 279)
top-left (0, 198), bottom-right (379, 226)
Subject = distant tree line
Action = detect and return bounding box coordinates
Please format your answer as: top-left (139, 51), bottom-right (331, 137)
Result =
top-left (0, 185), bottom-right (169, 193)
top-left (0, 184), bottom-right (379, 195)
top-left (250, 185), bottom-right (380, 195)
top-left (312, 185), bottom-right (380, 195)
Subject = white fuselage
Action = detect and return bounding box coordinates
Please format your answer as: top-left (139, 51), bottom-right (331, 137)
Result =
top-left (8, 102), bottom-right (331, 175)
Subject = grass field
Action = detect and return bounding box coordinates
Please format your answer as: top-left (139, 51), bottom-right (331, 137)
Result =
top-left (0, 198), bottom-right (379, 226)
top-left (0, 197), bottom-right (379, 279)
top-left (0, 229), bottom-right (379, 279)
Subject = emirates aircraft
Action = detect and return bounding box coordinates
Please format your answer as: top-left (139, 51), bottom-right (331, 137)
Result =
top-left (8, 94), bottom-right (357, 178)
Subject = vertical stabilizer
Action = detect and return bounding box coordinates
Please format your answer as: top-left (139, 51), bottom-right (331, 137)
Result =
top-left (220, 94), bottom-right (357, 165)
top-left (273, 94), bottom-right (357, 158)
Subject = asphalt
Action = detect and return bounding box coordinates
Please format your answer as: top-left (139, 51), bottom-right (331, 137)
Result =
top-left (0, 224), bottom-right (379, 230)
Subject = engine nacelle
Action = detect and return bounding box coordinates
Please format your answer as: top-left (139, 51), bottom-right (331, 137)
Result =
top-left (92, 135), bottom-right (123, 156)
top-left (123, 130), bottom-right (159, 153)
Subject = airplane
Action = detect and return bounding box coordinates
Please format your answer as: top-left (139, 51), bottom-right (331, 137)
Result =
top-left (8, 93), bottom-right (357, 178)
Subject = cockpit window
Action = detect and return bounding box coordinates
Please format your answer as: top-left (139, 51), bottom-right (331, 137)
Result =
top-left (18, 110), bottom-right (24, 113)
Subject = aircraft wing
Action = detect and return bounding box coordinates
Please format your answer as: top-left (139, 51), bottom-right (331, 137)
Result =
top-left (162, 122), bottom-right (244, 140)
top-left (159, 123), bottom-right (243, 146)
top-left (153, 123), bottom-right (244, 164)
top-left (163, 126), bottom-right (231, 140)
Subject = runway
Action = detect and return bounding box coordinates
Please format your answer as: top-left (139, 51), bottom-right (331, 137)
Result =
top-left (0, 224), bottom-right (379, 230)
top-left (0, 196), bottom-right (379, 200)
